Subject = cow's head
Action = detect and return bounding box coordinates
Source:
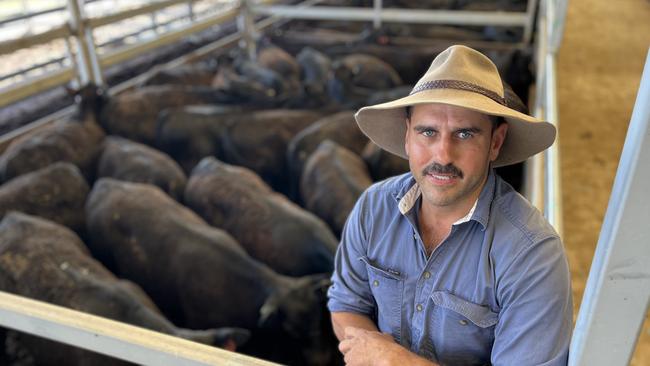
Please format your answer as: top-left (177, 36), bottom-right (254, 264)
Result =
top-left (258, 273), bottom-right (339, 366)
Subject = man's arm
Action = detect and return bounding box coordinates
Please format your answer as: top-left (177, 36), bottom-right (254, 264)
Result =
top-left (331, 312), bottom-right (378, 341)
top-left (327, 191), bottom-right (377, 331)
top-left (339, 327), bottom-right (439, 366)
top-left (491, 236), bottom-right (573, 365)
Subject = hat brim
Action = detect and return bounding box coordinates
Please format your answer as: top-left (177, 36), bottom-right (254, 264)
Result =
top-left (355, 88), bottom-right (556, 168)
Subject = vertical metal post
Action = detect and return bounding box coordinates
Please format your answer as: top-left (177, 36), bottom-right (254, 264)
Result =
top-left (237, 0), bottom-right (258, 61)
top-left (63, 36), bottom-right (80, 89)
top-left (150, 11), bottom-right (160, 35)
top-left (67, 0), bottom-right (103, 86)
top-left (543, 50), bottom-right (562, 237)
top-left (523, 0), bottom-right (539, 44)
top-left (187, 0), bottom-right (195, 21)
top-left (569, 48), bottom-right (650, 366)
top-left (528, 0), bottom-right (548, 212)
top-left (549, 0), bottom-right (569, 54)
top-left (373, 0), bottom-right (382, 30)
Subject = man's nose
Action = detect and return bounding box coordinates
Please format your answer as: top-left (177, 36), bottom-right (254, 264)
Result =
top-left (433, 135), bottom-right (456, 165)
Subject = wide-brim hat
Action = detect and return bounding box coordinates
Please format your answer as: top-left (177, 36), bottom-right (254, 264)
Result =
top-left (354, 45), bottom-right (556, 167)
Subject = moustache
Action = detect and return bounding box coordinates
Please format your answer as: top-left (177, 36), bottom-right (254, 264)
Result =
top-left (422, 163), bottom-right (463, 179)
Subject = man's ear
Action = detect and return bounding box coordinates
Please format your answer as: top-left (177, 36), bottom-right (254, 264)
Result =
top-left (490, 122), bottom-right (508, 162)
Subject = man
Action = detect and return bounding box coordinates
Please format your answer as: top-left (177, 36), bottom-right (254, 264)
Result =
top-left (327, 45), bottom-right (572, 365)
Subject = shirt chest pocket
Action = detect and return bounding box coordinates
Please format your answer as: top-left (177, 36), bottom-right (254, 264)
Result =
top-left (426, 291), bottom-right (498, 365)
top-left (360, 257), bottom-right (404, 341)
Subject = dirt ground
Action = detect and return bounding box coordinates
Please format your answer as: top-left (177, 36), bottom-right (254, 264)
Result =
top-left (557, 0), bottom-right (650, 364)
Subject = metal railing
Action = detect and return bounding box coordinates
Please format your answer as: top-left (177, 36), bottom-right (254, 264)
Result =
top-left (0, 0), bottom-right (241, 108)
top-left (528, 0), bottom-right (567, 237)
top-left (0, 290), bottom-right (279, 366)
top-left (568, 47), bottom-right (650, 366)
top-left (251, 0), bottom-right (539, 42)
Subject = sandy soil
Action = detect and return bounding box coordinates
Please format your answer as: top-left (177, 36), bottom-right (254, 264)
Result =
top-left (557, 0), bottom-right (650, 364)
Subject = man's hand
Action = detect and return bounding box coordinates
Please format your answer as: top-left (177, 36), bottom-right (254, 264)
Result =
top-left (338, 327), bottom-right (401, 366)
top-left (338, 327), bottom-right (438, 366)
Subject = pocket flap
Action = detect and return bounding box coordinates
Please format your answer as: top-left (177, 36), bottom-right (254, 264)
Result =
top-left (359, 256), bottom-right (403, 280)
top-left (431, 291), bottom-right (498, 328)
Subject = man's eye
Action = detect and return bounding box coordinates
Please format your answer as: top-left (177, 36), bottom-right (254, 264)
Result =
top-left (421, 130), bottom-right (434, 137)
top-left (458, 131), bottom-right (473, 139)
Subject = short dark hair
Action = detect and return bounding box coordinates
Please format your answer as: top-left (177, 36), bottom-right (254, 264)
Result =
top-left (405, 105), bottom-right (505, 131)
top-left (490, 115), bottom-right (506, 131)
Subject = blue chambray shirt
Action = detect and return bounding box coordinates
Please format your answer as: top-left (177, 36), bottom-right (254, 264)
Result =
top-left (328, 170), bottom-right (572, 366)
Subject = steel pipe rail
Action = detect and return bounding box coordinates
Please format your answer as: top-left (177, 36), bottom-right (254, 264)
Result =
top-left (543, 50), bottom-right (562, 236)
top-left (68, 0), bottom-right (103, 86)
top-left (0, 56), bottom-right (71, 83)
top-left (252, 5), bottom-right (529, 26)
top-left (548, 0), bottom-right (568, 53)
top-left (86, 0), bottom-right (194, 29)
top-left (0, 0), bottom-right (102, 27)
top-left (0, 291), bottom-right (279, 366)
top-left (522, 0), bottom-right (539, 44)
top-left (0, 25), bottom-right (71, 56)
top-left (527, 0), bottom-right (565, 237)
top-left (99, 7), bottom-right (238, 68)
top-left (0, 67), bottom-right (75, 109)
top-left (0, 3), bottom-right (240, 109)
top-left (541, 0), bottom-right (565, 237)
top-left (568, 47), bottom-right (650, 366)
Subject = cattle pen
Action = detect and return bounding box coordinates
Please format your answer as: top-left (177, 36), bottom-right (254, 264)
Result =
top-left (0, 0), bottom-right (648, 365)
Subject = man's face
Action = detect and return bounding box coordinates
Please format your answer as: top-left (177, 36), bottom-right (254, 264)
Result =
top-left (404, 103), bottom-right (508, 210)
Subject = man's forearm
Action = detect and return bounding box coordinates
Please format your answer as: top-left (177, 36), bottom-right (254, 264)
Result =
top-left (338, 326), bottom-right (440, 366)
top-left (331, 311), bottom-right (378, 341)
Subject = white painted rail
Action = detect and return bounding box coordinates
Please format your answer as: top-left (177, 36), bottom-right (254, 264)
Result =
top-left (568, 47), bottom-right (650, 366)
top-left (529, 0), bottom-right (567, 237)
top-left (0, 290), bottom-right (279, 366)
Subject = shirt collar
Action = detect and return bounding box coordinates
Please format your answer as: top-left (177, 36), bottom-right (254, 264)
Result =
top-left (394, 169), bottom-right (496, 230)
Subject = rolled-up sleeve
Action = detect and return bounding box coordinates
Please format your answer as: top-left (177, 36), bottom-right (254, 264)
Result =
top-left (492, 235), bottom-right (573, 366)
top-left (327, 191), bottom-right (375, 316)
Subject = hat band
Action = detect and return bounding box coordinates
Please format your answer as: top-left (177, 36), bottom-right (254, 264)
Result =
top-left (409, 79), bottom-right (506, 106)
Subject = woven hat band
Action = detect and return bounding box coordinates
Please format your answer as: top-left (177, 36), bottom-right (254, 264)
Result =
top-left (409, 79), bottom-right (507, 106)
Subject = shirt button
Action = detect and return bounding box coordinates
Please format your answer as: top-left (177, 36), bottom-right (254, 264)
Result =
top-left (373, 280), bottom-right (379, 287)
top-left (459, 319), bottom-right (468, 326)
top-left (423, 271), bottom-right (431, 279)
top-left (416, 304), bottom-right (423, 312)
top-left (413, 234), bottom-right (418, 240)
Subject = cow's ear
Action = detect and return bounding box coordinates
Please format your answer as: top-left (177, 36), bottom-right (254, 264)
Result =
top-left (258, 295), bottom-right (282, 328)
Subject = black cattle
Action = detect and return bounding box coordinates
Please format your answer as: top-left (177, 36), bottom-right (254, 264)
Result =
top-left (361, 141), bottom-right (411, 181)
top-left (327, 53), bottom-right (403, 108)
top-left (99, 85), bottom-right (236, 144)
top-left (287, 111), bottom-right (368, 201)
top-left (296, 47), bottom-right (332, 107)
top-left (0, 111), bottom-right (104, 183)
top-left (213, 47), bottom-right (303, 108)
top-left (139, 62), bottom-right (216, 87)
top-left (301, 141), bottom-right (373, 237)
top-left (97, 136), bottom-right (187, 201)
top-left (365, 85), bottom-right (412, 106)
top-left (185, 157), bottom-right (337, 277)
top-left (157, 108), bottom-right (323, 193)
top-left (85, 178), bottom-right (339, 365)
top-left (0, 162), bottom-right (88, 234)
top-left (155, 105), bottom-right (242, 173)
top-left (0, 212), bottom-right (248, 366)
top-left (257, 45), bottom-right (301, 81)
